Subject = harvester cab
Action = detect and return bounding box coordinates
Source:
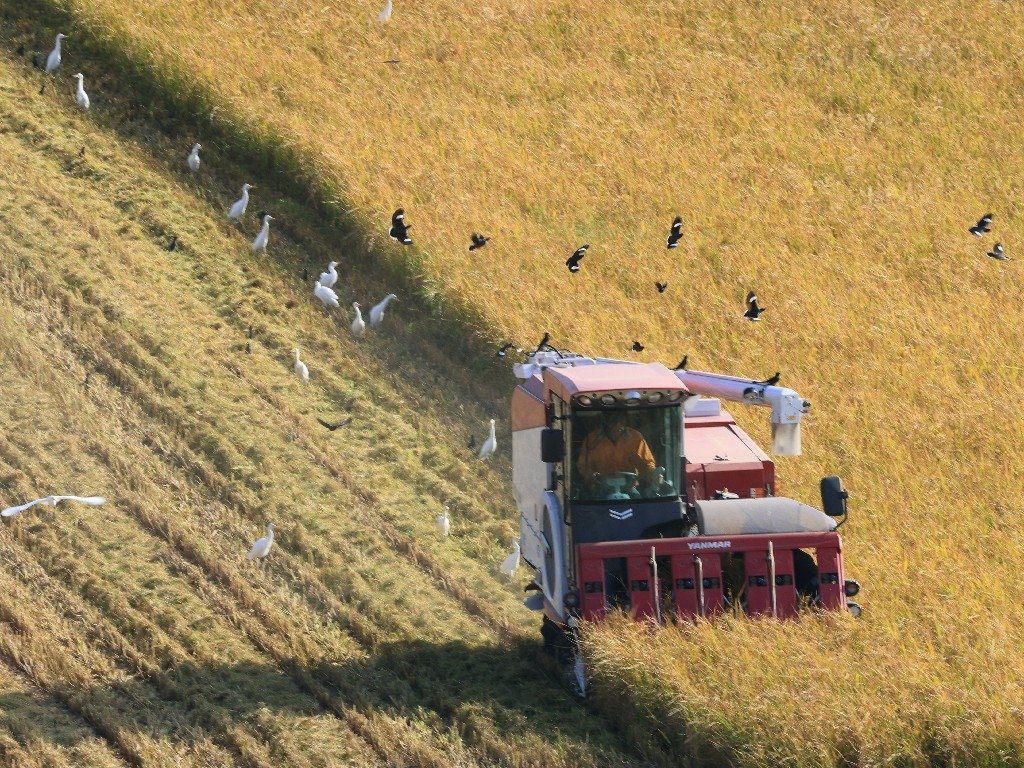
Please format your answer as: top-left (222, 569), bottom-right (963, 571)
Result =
top-left (510, 349), bottom-right (861, 658)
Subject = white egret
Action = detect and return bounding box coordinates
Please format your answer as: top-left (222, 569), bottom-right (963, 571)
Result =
top-left (477, 418), bottom-right (497, 460)
top-left (499, 539), bottom-right (520, 577)
top-left (377, 0), bottom-right (392, 22)
top-left (2, 495), bottom-right (105, 518)
top-left (74, 73), bottom-right (89, 110)
top-left (368, 294), bottom-right (397, 328)
top-left (313, 282), bottom-right (340, 309)
top-left (436, 506), bottom-right (450, 537)
top-left (252, 214), bottom-right (273, 252)
top-left (292, 348), bottom-right (309, 381)
top-left (187, 143), bottom-right (201, 172)
top-left (246, 523), bottom-right (275, 561)
top-left (228, 183), bottom-right (253, 220)
top-left (350, 302), bottom-right (365, 337)
top-left (318, 261), bottom-right (339, 288)
top-left (45, 33), bottom-right (66, 74)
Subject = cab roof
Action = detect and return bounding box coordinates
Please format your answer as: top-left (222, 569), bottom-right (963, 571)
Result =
top-left (544, 362), bottom-right (689, 401)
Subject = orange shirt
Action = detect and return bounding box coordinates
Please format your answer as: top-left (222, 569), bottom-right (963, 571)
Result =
top-left (578, 426), bottom-right (656, 479)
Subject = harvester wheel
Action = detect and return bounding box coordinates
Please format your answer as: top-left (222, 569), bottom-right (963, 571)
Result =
top-left (541, 616), bottom-right (574, 664)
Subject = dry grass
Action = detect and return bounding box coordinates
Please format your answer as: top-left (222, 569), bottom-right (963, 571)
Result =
top-left (4, 0), bottom-right (1024, 763)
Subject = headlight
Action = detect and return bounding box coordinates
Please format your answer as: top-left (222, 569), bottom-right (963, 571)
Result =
top-left (646, 392), bottom-right (664, 404)
top-left (624, 390), bottom-right (641, 405)
top-left (577, 395), bottom-right (593, 407)
top-left (599, 393), bottom-right (616, 406)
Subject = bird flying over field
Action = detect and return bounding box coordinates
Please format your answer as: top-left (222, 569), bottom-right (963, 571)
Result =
top-left (674, 355), bottom-right (688, 370)
top-left (988, 242), bottom-right (1009, 260)
top-left (469, 233), bottom-right (490, 251)
top-left (316, 416), bottom-right (352, 431)
top-left (666, 216), bottom-right (683, 249)
top-left (743, 291), bottom-right (765, 320)
top-left (656, 281), bottom-right (667, 293)
top-left (566, 244), bottom-right (588, 273)
top-left (969, 213), bottom-right (993, 237)
top-left (74, 73), bottom-right (89, 110)
top-left (228, 183), bottom-right (254, 220)
top-left (187, 143), bottom-right (201, 172)
top-left (2, 495), bottom-right (105, 518)
top-left (534, 332), bottom-right (551, 352)
top-left (389, 208), bottom-right (412, 245)
top-left (756, 372), bottom-right (781, 386)
top-left (631, 341), bottom-right (644, 352)
top-left (246, 523), bottom-right (275, 561)
top-left (478, 419), bottom-right (497, 460)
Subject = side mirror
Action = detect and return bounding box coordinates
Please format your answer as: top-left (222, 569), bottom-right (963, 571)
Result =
top-left (540, 428), bottom-right (565, 464)
top-left (820, 475), bottom-right (849, 517)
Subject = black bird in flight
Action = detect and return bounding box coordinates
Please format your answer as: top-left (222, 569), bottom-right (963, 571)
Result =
top-left (969, 213), bottom-right (993, 237)
top-left (534, 332), bottom-right (551, 353)
top-left (631, 341), bottom-right (645, 352)
top-left (166, 235), bottom-right (178, 252)
top-left (988, 242), bottom-right (1009, 260)
top-left (389, 208), bottom-right (412, 245)
top-left (756, 372), bottom-right (781, 386)
top-left (744, 291), bottom-right (765, 321)
top-left (469, 233), bottom-right (490, 251)
top-left (674, 355), bottom-right (688, 370)
top-left (496, 342), bottom-right (521, 358)
top-left (666, 216), bottom-right (683, 249)
top-left (565, 244), bottom-right (588, 273)
top-left (656, 281), bottom-right (668, 293)
top-left (316, 416), bottom-right (353, 431)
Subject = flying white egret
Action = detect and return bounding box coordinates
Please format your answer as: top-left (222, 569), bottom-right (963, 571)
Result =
top-left (478, 418), bottom-right (497, 460)
top-left (74, 73), bottom-right (89, 110)
top-left (318, 261), bottom-right (339, 288)
top-left (350, 302), bottom-right (365, 337)
top-left (292, 348), bottom-right (309, 381)
top-left (377, 0), bottom-right (392, 22)
top-left (45, 33), bottom-right (66, 74)
top-left (2, 495), bottom-right (105, 518)
top-left (252, 214), bottom-right (273, 252)
top-left (227, 183), bottom-right (253, 220)
top-left (246, 523), bottom-right (275, 561)
top-left (313, 282), bottom-right (340, 309)
top-left (436, 505), bottom-right (450, 537)
top-left (499, 539), bottom-right (520, 576)
top-left (368, 294), bottom-right (397, 328)
top-left (187, 143), bottom-right (201, 172)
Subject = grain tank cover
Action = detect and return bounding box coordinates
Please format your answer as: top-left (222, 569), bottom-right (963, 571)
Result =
top-left (544, 362), bottom-right (688, 402)
top-left (695, 497), bottom-right (837, 536)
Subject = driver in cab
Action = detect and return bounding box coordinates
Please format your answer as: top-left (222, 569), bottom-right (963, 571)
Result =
top-left (578, 411), bottom-right (656, 496)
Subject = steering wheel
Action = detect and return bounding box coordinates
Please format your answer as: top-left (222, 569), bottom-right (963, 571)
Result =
top-left (595, 471), bottom-right (639, 500)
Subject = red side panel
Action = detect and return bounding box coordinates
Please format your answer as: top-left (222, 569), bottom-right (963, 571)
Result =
top-left (816, 545), bottom-right (845, 610)
top-left (579, 556), bottom-right (606, 620)
top-left (626, 556), bottom-right (656, 619)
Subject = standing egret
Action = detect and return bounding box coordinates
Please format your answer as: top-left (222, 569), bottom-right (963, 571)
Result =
top-left (292, 348), bottom-right (309, 381)
top-left (313, 282), bottom-right (340, 309)
top-left (499, 539), bottom-right (520, 577)
top-left (377, 0), bottom-right (392, 22)
top-left (350, 302), bottom-right (365, 337)
top-left (368, 294), bottom-right (397, 328)
top-left (187, 143), bottom-right (201, 172)
top-left (45, 33), bottom-right (66, 74)
top-left (74, 73), bottom-right (89, 110)
top-left (246, 523), bottom-right (275, 563)
top-left (228, 183), bottom-right (254, 220)
top-left (252, 214), bottom-right (273, 252)
top-left (318, 261), bottom-right (339, 288)
top-left (478, 418), bottom-right (497, 460)
top-left (436, 505), bottom-right (450, 537)
top-left (2, 495), bottom-right (105, 518)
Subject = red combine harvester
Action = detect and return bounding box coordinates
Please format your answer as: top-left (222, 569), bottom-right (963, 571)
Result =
top-left (510, 349), bottom-right (861, 678)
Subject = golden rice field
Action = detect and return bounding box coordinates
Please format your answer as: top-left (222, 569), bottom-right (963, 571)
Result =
top-left (3, 0), bottom-right (1024, 764)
